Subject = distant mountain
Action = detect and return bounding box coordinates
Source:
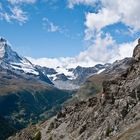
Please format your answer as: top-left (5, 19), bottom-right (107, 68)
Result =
top-left (36, 63), bottom-right (111, 90)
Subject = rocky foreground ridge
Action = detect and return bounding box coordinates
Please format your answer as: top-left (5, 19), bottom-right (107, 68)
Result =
top-left (9, 40), bottom-right (140, 140)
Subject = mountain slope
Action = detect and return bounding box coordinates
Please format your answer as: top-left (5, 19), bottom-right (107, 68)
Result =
top-left (17, 40), bottom-right (140, 140)
top-left (0, 115), bottom-right (16, 140)
top-left (38, 41), bottom-right (140, 140)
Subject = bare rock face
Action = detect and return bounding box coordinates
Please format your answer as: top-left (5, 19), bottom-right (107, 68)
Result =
top-left (133, 38), bottom-right (140, 60)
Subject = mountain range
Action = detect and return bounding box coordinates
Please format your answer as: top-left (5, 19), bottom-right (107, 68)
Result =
top-left (0, 37), bottom-right (110, 90)
top-left (36, 63), bottom-right (110, 90)
top-left (7, 39), bottom-right (140, 140)
top-left (0, 37), bottom-right (111, 140)
top-left (0, 37), bottom-right (140, 140)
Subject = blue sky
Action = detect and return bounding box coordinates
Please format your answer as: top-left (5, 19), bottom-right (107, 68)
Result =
top-left (0, 0), bottom-right (91, 58)
top-left (0, 0), bottom-right (140, 68)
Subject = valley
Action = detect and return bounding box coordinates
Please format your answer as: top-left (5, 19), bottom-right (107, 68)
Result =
top-left (7, 39), bottom-right (140, 140)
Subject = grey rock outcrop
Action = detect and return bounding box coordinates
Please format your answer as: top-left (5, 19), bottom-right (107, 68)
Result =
top-left (133, 38), bottom-right (140, 60)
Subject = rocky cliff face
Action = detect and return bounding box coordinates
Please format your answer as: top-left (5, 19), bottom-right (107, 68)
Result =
top-left (133, 39), bottom-right (140, 61)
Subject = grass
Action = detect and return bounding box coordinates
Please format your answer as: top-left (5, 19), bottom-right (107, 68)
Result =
top-left (76, 73), bottom-right (107, 100)
top-left (0, 78), bottom-right (53, 95)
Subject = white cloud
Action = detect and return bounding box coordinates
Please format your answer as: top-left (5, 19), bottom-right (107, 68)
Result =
top-left (82, 0), bottom-right (140, 66)
top-left (85, 9), bottom-right (120, 37)
top-left (8, 0), bottom-right (36, 4)
top-left (42, 17), bottom-right (60, 32)
top-left (68, 0), bottom-right (97, 8)
top-left (102, 0), bottom-right (140, 31)
top-left (0, 13), bottom-right (11, 22)
top-left (0, 0), bottom-right (31, 24)
top-left (85, 0), bottom-right (140, 40)
top-left (0, 6), bottom-right (28, 24)
top-left (11, 7), bottom-right (28, 23)
top-left (78, 33), bottom-right (118, 64)
top-left (28, 33), bottom-right (137, 69)
top-left (0, 0), bottom-right (36, 23)
top-left (114, 40), bottom-right (137, 61)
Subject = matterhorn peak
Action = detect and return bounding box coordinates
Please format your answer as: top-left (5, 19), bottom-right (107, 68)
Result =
top-left (0, 37), bottom-right (22, 63)
top-left (133, 38), bottom-right (140, 61)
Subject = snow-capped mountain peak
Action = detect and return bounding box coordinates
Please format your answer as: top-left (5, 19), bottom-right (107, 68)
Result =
top-left (0, 37), bottom-right (53, 84)
top-left (0, 37), bottom-right (39, 75)
top-left (0, 37), bottom-right (22, 63)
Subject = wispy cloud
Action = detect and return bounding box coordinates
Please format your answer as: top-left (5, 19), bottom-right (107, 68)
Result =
top-left (8, 0), bottom-right (36, 5)
top-left (0, 0), bottom-right (36, 24)
top-left (11, 7), bottom-right (28, 23)
top-left (68, 0), bottom-right (98, 8)
top-left (42, 17), bottom-right (75, 39)
top-left (0, 6), bottom-right (28, 24)
top-left (42, 17), bottom-right (60, 32)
